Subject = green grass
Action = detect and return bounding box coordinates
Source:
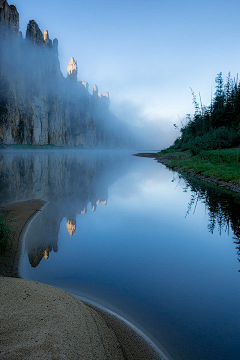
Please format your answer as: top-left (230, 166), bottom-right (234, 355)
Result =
top-left (198, 148), bottom-right (240, 164)
top-left (158, 148), bottom-right (240, 184)
top-left (158, 148), bottom-right (191, 156)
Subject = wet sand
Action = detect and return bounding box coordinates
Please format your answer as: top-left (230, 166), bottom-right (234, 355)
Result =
top-left (0, 200), bottom-right (169, 359)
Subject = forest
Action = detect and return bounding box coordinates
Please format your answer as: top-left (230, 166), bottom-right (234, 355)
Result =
top-left (170, 72), bottom-right (240, 154)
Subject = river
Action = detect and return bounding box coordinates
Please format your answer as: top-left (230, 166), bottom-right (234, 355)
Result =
top-left (1, 149), bottom-right (240, 360)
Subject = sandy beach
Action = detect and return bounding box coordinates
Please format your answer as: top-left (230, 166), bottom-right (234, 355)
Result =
top-left (0, 200), bottom-right (169, 359)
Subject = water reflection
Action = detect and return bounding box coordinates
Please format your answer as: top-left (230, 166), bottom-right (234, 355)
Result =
top-left (1, 151), bottom-right (240, 271)
top-left (2, 150), bottom-right (240, 360)
top-left (67, 219), bottom-right (76, 236)
top-left (0, 150), bottom-right (132, 268)
top-left (179, 173), bottom-right (240, 270)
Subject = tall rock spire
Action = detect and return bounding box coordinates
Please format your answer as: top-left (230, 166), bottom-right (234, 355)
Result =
top-left (26, 20), bottom-right (43, 44)
top-left (43, 29), bottom-right (52, 46)
top-left (67, 56), bottom-right (78, 80)
top-left (0, 0), bottom-right (19, 34)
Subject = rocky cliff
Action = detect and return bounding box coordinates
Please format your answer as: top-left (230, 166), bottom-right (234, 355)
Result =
top-left (0, 0), bottom-right (132, 147)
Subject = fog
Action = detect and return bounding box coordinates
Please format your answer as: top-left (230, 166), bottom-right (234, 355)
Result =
top-left (0, 25), bottom-right (127, 147)
top-left (0, 4), bottom-right (178, 150)
top-left (112, 99), bottom-right (179, 150)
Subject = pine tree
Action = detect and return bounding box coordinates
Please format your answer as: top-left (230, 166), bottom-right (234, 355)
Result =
top-left (214, 72), bottom-right (224, 110)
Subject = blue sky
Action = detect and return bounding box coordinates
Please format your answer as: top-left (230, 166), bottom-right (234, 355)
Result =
top-left (14, 0), bottom-right (240, 147)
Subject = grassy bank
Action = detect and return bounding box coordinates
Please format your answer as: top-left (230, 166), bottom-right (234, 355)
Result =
top-left (156, 148), bottom-right (240, 189)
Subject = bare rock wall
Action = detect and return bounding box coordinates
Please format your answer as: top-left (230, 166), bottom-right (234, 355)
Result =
top-left (0, 0), bottom-right (130, 148)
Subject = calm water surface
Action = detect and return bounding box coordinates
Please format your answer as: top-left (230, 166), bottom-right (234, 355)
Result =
top-left (1, 149), bottom-right (240, 360)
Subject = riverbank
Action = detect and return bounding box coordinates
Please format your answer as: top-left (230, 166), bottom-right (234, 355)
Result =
top-left (0, 200), bottom-right (46, 277)
top-left (0, 200), bottom-right (168, 360)
top-left (134, 149), bottom-right (240, 193)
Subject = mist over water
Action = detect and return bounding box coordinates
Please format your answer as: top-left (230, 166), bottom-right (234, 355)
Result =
top-left (0, 11), bottom-right (175, 150)
top-left (0, 20), bottom-right (137, 148)
top-left (2, 2), bottom-right (240, 359)
top-left (1, 149), bottom-right (240, 360)
top-left (112, 99), bottom-right (179, 150)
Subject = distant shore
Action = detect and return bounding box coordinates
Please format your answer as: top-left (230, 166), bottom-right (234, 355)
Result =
top-left (134, 150), bottom-right (240, 194)
top-left (0, 143), bottom-right (80, 150)
top-left (0, 200), bottom-right (168, 360)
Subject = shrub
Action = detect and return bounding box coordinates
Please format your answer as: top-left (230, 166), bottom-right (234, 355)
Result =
top-left (172, 127), bottom-right (240, 154)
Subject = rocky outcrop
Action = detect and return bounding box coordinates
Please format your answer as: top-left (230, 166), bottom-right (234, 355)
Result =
top-left (43, 29), bottom-right (52, 46)
top-left (93, 84), bottom-right (98, 94)
top-left (26, 20), bottom-right (44, 44)
top-left (67, 56), bottom-right (78, 79)
top-left (0, 0), bottom-right (19, 34)
top-left (80, 81), bottom-right (89, 91)
top-left (0, 0), bottom-right (132, 147)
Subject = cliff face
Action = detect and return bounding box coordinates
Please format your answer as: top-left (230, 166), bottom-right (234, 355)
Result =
top-left (0, 0), bottom-right (130, 147)
top-left (0, 0), bottom-right (19, 34)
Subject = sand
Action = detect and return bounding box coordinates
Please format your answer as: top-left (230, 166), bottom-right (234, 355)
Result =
top-left (0, 200), bottom-right (169, 360)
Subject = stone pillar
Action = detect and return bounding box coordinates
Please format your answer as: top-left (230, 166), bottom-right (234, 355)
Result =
top-left (67, 56), bottom-right (78, 80)
top-left (26, 20), bottom-right (44, 44)
top-left (43, 29), bottom-right (52, 46)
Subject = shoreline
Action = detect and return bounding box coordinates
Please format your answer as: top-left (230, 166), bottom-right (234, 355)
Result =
top-left (0, 199), bottom-right (47, 277)
top-left (0, 200), bottom-right (170, 360)
top-left (134, 152), bottom-right (240, 194)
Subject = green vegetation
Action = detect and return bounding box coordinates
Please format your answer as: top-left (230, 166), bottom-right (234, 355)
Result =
top-left (0, 210), bottom-right (15, 255)
top-left (170, 72), bottom-right (240, 155)
top-left (158, 72), bottom-right (240, 187)
top-left (158, 148), bottom-right (240, 185)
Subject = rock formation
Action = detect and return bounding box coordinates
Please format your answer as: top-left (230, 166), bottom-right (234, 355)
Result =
top-left (43, 30), bottom-right (52, 46)
top-left (80, 81), bottom-right (89, 91)
top-left (0, 0), bottom-right (19, 34)
top-left (26, 20), bottom-right (44, 44)
top-left (0, 0), bottom-right (133, 147)
top-left (67, 56), bottom-right (78, 79)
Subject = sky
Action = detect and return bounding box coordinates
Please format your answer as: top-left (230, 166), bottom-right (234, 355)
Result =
top-left (13, 0), bottom-right (240, 148)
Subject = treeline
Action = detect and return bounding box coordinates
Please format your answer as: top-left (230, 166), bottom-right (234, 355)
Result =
top-left (171, 72), bottom-right (240, 154)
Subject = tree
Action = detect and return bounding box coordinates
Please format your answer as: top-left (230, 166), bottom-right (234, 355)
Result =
top-left (214, 72), bottom-right (224, 111)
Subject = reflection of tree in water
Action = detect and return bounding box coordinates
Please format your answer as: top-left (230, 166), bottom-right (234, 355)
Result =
top-left (179, 174), bottom-right (240, 270)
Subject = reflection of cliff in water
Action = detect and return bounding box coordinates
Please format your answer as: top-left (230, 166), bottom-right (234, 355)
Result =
top-left (180, 173), bottom-right (240, 270)
top-left (0, 150), bottom-right (131, 267)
